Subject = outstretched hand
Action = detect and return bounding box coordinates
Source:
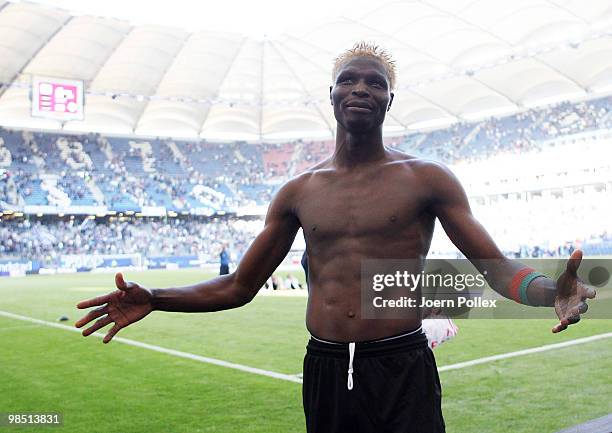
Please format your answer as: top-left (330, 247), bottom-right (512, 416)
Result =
top-left (552, 250), bottom-right (596, 333)
top-left (75, 272), bottom-right (154, 343)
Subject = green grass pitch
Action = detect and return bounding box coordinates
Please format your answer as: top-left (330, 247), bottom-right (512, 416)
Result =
top-left (1, 267), bottom-right (611, 432)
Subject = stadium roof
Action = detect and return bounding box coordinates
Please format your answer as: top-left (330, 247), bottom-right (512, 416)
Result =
top-left (0, 0), bottom-right (612, 142)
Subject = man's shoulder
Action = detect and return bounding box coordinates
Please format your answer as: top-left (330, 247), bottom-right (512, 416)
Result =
top-left (284, 157), bottom-right (335, 186)
top-left (271, 159), bottom-right (336, 209)
top-left (272, 170), bottom-right (316, 204)
top-left (302, 155), bottom-right (334, 174)
top-left (386, 149), bottom-right (451, 177)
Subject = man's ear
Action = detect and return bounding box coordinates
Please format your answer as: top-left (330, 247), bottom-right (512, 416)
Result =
top-left (387, 92), bottom-right (394, 112)
top-left (329, 86), bottom-right (333, 105)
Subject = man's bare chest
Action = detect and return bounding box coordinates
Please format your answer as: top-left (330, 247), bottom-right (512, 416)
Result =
top-left (296, 173), bottom-right (429, 240)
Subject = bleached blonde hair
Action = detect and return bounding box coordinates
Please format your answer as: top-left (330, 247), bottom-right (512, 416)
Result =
top-left (332, 41), bottom-right (397, 90)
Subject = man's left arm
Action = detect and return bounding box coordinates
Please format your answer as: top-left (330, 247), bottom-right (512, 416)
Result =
top-left (421, 161), bottom-right (596, 332)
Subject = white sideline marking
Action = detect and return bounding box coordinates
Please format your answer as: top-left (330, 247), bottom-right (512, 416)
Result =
top-left (438, 332), bottom-right (612, 372)
top-left (289, 332), bottom-right (612, 376)
top-left (0, 310), bottom-right (302, 384)
top-left (2, 310), bottom-right (611, 379)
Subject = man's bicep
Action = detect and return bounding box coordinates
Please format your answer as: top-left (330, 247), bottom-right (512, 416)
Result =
top-left (428, 163), bottom-right (503, 260)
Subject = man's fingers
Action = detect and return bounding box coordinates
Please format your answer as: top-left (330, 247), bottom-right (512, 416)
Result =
top-left (566, 303), bottom-right (588, 318)
top-left (582, 285), bottom-right (597, 300)
top-left (115, 272), bottom-right (135, 291)
top-left (82, 316), bottom-right (113, 337)
top-left (75, 306), bottom-right (108, 328)
top-left (552, 324), bottom-right (565, 333)
top-left (103, 324), bottom-right (122, 344)
top-left (552, 314), bottom-right (581, 332)
top-left (115, 272), bottom-right (126, 289)
top-left (76, 293), bottom-right (112, 309)
top-left (565, 249), bottom-right (583, 276)
top-left (78, 273), bottom-right (135, 310)
top-left (552, 319), bottom-right (569, 333)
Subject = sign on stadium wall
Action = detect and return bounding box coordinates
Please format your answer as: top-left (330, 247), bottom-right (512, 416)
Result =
top-left (141, 206), bottom-right (167, 217)
top-left (191, 207), bottom-right (216, 216)
top-left (61, 254), bottom-right (142, 270)
top-left (0, 259), bottom-right (41, 277)
top-left (31, 76), bottom-right (84, 121)
top-left (23, 205), bottom-right (107, 215)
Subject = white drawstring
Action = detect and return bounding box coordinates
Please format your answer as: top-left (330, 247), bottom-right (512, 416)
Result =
top-left (347, 342), bottom-right (355, 390)
top-left (311, 328), bottom-right (424, 391)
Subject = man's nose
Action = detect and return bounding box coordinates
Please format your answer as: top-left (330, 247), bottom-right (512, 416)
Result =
top-left (351, 82), bottom-right (370, 97)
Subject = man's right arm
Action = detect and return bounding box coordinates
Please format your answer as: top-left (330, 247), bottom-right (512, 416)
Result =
top-left (151, 180), bottom-right (302, 312)
top-left (75, 178), bottom-right (302, 342)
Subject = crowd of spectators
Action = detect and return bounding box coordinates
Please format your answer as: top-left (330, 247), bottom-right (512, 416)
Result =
top-left (400, 95), bottom-right (612, 163)
top-left (428, 187), bottom-right (612, 258)
top-left (0, 217), bottom-right (260, 268)
top-left (0, 128), bottom-right (274, 210)
top-left (1, 94), bottom-right (610, 209)
top-left (2, 94), bottom-right (612, 265)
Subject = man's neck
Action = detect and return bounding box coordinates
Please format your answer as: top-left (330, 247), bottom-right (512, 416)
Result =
top-left (332, 125), bottom-right (386, 169)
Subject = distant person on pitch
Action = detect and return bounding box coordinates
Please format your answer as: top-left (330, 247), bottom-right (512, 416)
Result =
top-left (219, 243), bottom-right (230, 275)
top-left (76, 42), bottom-right (596, 433)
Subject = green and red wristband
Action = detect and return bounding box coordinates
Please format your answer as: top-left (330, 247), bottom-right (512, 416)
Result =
top-left (508, 267), bottom-right (546, 305)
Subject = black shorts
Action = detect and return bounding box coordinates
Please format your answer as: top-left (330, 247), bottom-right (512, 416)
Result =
top-left (303, 328), bottom-right (445, 433)
top-left (219, 264), bottom-right (229, 275)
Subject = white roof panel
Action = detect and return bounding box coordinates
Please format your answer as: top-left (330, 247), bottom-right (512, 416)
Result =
top-left (0, 0), bottom-right (611, 140)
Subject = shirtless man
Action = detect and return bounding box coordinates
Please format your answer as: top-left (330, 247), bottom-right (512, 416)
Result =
top-left (75, 42), bottom-right (595, 433)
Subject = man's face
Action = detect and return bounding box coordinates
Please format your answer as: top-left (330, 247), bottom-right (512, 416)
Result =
top-left (330, 56), bottom-right (394, 134)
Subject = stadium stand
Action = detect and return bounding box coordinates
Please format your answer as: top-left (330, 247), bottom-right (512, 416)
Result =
top-left (397, 96), bottom-right (612, 163)
top-left (1, 94), bottom-right (612, 273)
top-left (0, 217), bottom-right (261, 269)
